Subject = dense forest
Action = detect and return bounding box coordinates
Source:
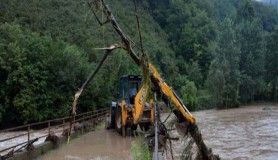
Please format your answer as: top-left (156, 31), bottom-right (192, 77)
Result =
top-left (0, 0), bottom-right (277, 127)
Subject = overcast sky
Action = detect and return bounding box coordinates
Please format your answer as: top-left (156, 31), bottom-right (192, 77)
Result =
top-left (255, 0), bottom-right (278, 5)
top-left (256, 0), bottom-right (278, 2)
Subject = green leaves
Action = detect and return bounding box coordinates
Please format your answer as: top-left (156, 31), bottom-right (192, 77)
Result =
top-left (237, 13), bottom-right (266, 103)
top-left (0, 0), bottom-right (277, 126)
top-left (0, 23), bottom-right (93, 124)
top-left (0, 0), bottom-right (178, 126)
top-left (209, 18), bottom-right (240, 108)
top-left (265, 27), bottom-right (278, 102)
top-left (181, 80), bottom-right (198, 111)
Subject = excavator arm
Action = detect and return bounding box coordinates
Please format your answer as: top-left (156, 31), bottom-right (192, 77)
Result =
top-left (132, 62), bottom-right (196, 126)
top-left (133, 80), bottom-right (150, 124)
top-left (148, 63), bottom-right (196, 124)
top-left (132, 62), bottom-right (196, 128)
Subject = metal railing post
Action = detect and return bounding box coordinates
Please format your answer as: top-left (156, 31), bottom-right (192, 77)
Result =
top-left (153, 93), bottom-right (158, 160)
top-left (81, 114), bottom-right (83, 134)
top-left (27, 125), bottom-right (30, 144)
top-left (63, 119), bottom-right (65, 132)
top-left (48, 121), bottom-right (51, 135)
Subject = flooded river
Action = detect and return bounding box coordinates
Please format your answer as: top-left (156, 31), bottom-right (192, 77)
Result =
top-left (38, 104), bottom-right (278, 160)
top-left (191, 104), bottom-right (278, 160)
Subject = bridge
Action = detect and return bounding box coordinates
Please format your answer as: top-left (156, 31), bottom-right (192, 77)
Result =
top-left (0, 108), bottom-right (109, 160)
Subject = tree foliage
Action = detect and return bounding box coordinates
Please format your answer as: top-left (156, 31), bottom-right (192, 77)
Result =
top-left (0, 23), bottom-right (91, 125)
top-left (0, 0), bottom-right (277, 126)
top-left (181, 80), bottom-right (198, 111)
top-left (266, 27), bottom-right (278, 102)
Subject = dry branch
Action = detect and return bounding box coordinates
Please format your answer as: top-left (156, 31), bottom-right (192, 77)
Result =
top-left (68, 43), bottom-right (122, 141)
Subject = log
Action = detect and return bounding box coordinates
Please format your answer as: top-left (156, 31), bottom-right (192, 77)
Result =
top-left (188, 124), bottom-right (220, 160)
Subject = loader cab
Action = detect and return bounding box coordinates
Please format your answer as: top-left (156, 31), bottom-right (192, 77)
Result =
top-left (119, 75), bottom-right (142, 105)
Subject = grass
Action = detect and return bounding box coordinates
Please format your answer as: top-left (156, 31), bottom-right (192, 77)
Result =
top-left (131, 136), bottom-right (152, 160)
top-left (95, 121), bottom-right (105, 130)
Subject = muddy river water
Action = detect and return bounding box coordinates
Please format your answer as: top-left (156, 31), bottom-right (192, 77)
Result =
top-left (193, 104), bottom-right (278, 160)
top-left (39, 129), bottom-right (133, 160)
top-left (39, 104), bottom-right (278, 160)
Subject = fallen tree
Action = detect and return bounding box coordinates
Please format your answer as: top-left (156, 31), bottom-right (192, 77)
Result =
top-left (70, 0), bottom-right (220, 159)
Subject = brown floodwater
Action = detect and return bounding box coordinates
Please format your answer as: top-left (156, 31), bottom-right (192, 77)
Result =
top-left (191, 104), bottom-right (278, 160)
top-left (38, 104), bottom-right (278, 160)
top-left (38, 129), bottom-right (132, 160)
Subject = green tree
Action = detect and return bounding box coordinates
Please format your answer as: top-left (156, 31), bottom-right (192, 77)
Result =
top-left (265, 27), bottom-right (278, 102)
top-left (224, 0), bottom-right (266, 103)
top-left (181, 81), bottom-right (198, 111)
top-left (0, 23), bottom-right (91, 124)
top-left (186, 62), bottom-right (203, 88)
top-left (236, 10), bottom-right (266, 102)
top-left (205, 18), bottom-right (241, 108)
top-left (218, 18), bottom-right (241, 107)
top-left (0, 0), bottom-right (278, 126)
top-left (0, 0), bottom-right (178, 126)
top-left (148, 0), bottom-right (217, 82)
top-left (205, 59), bottom-right (226, 107)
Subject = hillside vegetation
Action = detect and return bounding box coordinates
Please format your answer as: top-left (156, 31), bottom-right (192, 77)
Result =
top-left (0, 0), bottom-right (277, 127)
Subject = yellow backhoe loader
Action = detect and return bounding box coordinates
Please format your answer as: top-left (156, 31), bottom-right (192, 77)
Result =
top-left (108, 75), bottom-right (154, 136)
top-left (108, 61), bottom-right (196, 137)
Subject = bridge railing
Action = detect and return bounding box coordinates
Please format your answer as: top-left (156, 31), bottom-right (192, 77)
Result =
top-left (0, 108), bottom-right (110, 157)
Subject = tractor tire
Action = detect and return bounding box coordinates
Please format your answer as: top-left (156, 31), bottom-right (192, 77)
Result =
top-left (110, 107), bottom-right (116, 129)
top-left (139, 122), bottom-right (150, 131)
top-left (115, 107), bottom-right (126, 136)
top-left (122, 125), bottom-right (126, 137)
top-left (131, 124), bottom-right (138, 131)
top-left (105, 115), bottom-right (111, 129)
